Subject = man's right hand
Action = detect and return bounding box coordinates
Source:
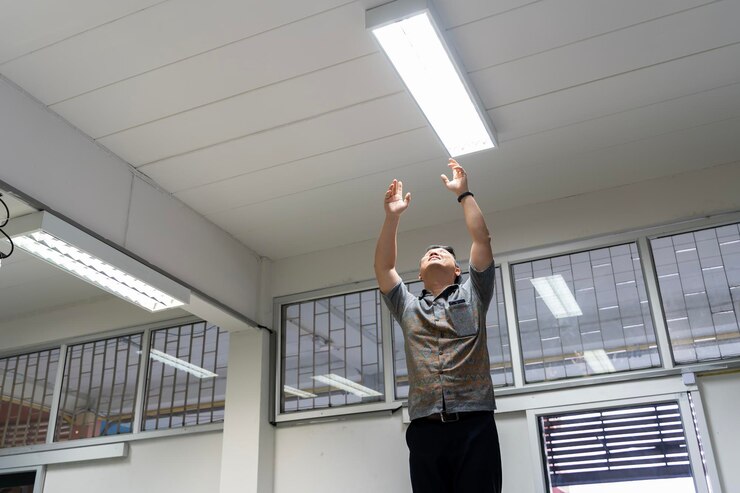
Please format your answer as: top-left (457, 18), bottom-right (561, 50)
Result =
top-left (384, 179), bottom-right (411, 216)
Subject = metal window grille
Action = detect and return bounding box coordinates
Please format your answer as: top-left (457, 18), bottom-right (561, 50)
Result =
top-left (281, 289), bottom-right (384, 413)
top-left (54, 334), bottom-right (142, 441)
top-left (540, 402), bottom-right (694, 488)
top-left (651, 223), bottom-right (740, 364)
top-left (0, 348), bottom-right (59, 448)
top-left (513, 243), bottom-right (660, 383)
top-left (393, 268), bottom-right (512, 400)
top-left (143, 321), bottom-right (228, 430)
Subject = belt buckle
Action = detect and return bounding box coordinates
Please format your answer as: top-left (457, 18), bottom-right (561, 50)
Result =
top-left (441, 412), bottom-right (459, 423)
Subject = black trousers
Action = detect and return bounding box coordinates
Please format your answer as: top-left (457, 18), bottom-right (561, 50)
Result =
top-left (406, 412), bottom-right (502, 493)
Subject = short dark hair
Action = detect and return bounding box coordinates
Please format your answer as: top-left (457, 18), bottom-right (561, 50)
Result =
top-left (423, 245), bottom-right (462, 284)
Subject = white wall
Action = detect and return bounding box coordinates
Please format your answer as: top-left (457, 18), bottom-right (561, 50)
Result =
top-left (42, 432), bottom-right (223, 493)
top-left (0, 76), bottom-right (261, 322)
top-left (698, 372), bottom-right (740, 493)
top-left (271, 161), bottom-right (740, 493)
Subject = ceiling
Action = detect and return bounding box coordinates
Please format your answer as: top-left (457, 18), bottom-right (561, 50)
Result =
top-left (1, 0), bottom-right (740, 260)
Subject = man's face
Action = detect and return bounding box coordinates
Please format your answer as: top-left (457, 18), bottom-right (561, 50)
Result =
top-left (419, 247), bottom-right (460, 281)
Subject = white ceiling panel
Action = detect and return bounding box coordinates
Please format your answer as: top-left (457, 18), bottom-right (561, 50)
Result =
top-left (472, 0), bottom-right (740, 109)
top-left (175, 127), bottom-right (444, 216)
top-left (139, 91), bottom-right (427, 192)
top-left (49, 2), bottom-right (376, 138)
top-left (1, 0), bottom-right (349, 104)
top-left (491, 44), bottom-right (740, 141)
top-left (449, 0), bottom-right (710, 72)
top-left (1, 0), bottom-right (738, 262)
top-left (0, 0), bottom-right (165, 63)
top-left (97, 52), bottom-right (402, 165)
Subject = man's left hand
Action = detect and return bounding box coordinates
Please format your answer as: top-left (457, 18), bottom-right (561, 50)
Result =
top-left (441, 158), bottom-right (469, 195)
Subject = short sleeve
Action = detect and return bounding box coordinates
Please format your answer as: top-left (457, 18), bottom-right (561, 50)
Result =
top-left (381, 280), bottom-right (414, 324)
top-left (467, 261), bottom-right (496, 310)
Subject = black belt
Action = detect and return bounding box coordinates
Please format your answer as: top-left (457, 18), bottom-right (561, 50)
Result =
top-left (421, 411), bottom-right (490, 423)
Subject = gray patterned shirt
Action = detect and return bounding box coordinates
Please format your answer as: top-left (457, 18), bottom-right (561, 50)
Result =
top-left (382, 262), bottom-right (496, 420)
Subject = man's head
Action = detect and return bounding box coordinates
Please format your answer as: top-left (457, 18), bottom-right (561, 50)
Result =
top-left (419, 245), bottom-right (462, 287)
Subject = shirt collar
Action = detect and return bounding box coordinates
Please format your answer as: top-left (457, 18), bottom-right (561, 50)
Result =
top-left (419, 283), bottom-right (459, 301)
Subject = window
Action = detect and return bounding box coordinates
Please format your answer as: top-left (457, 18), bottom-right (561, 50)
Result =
top-left (55, 334), bottom-right (142, 441)
top-left (143, 321), bottom-right (228, 430)
top-left (651, 223), bottom-right (740, 364)
top-left (539, 401), bottom-right (698, 492)
top-left (281, 289), bottom-right (384, 412)
top-left (0, 348), bottom-right (60, 448)
top-left (513, 243), bottom-right (660, 383)
top-left (393, 267), bottom-right (512, 399)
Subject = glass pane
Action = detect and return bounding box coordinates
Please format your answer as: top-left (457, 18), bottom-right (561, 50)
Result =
top-left (514, 243), bottom-right (660, 383)
top-left (143, 321), bottom-right (229, 431)
top-left (55, 334), bottom-right (142, 441)
top-left (281, 289), bottom-right (384, 413)
top-left (393, 267), bottom-right (513, 400)
top-left (0, 348), bottom-right (60, 448)
top-left (540, 402), bottom-right (697, 492)
top-left (651, 223), bottom-right (740, 364)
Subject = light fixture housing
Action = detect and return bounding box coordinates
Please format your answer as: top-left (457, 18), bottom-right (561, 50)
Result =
top-left (530, 275), bottom-right (583, 319)
top-left (6, 211), bottom-right (189, 312)
top-left (366, 0), bottom-right (497, 157)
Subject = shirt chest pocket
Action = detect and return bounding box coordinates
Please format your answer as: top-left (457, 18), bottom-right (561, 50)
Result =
top-left (447, 301), bottom-right (477, 337)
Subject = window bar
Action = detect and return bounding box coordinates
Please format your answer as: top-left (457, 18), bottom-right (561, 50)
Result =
top-left (501, 262), bottom-right (525, 387)
top-left (132, 329), bottom-right (151, 433)
top-left (0, 357), bottom-right (7, 446)
top-left (3, 356), bottom-right (21, 446)
top-left (13, 354), bottom-right (30, 446)
top-left (210, 325), bottom-right (221, 423)
top-left (103, 338), bottom-right (120, 437)
top-left (116, 336), bottom-right (133, 434)
top-left (167, 326), bottom-right (182, 429)
top-left (312, 304), bottom-right (317, 403)
top-left (608, 249), bottom-right (632, 369)
top-left (24, 352), bottom-right (41, 445)
top-left (66, 343), bottom-right (86, 440)
top-left (153, 329), bottom-right (169, 430)
top-left (82, 342), bottom-right (99, 436)
top-left (182, 323), bottom-right (196, 425)
top-left (34, 351), bottom-right (53, 444)
top-left (375, 292), bottom-right (382, 398)
top-left (687, 391), bottom-right (723, 493)
top-left (380, 295), bottom-right (395, 404)
top-left (638, 237), bottom-right (674, 369)
top-left (342, 296), bottom-right (348, 406)
top-left (92, 341), bottom-right (108, 437)
top-left (195, 326), bottom-right (207, 425)
top-left (46, 344), bottom-right (67, 443)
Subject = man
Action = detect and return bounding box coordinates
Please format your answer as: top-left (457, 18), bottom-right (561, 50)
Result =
top-left (374, 159), bottom-right (502, 493)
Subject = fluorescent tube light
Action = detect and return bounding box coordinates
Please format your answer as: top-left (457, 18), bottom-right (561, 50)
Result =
top-left (283, 386), bottom-right (318, 399)
top-left (367, 1), bottom-right (496, 157)
top-left (148, 349), bottom-right (217, 379)
top-left (15, 231), bottom-right (184, 312)
top-left (583, 349), bottom-right (616, 374)
top-left (312, 374), bottom-right (382, 398)
top-left (530, 275), bottom-right (583, 319)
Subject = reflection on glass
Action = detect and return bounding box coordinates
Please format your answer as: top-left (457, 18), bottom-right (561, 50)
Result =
top-left (651, 223), bottom-right (740, 364)
top-left (513, 243), bottom-right (660, 383)
top-left (143, 321), bottom-right (228, 430)
top-left (281, 289), bottom-right (384, 413)
top-left (55, 335), bottom-right (142, 441)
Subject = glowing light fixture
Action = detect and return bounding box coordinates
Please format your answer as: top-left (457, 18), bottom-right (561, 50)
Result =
top-left (313, 374), bottom-right (382, 398)
top-left (530, 275), bottom-right (583, 319)
top-left (367, 0), bottom-right (496, 157)
top-left (8, 212), bottom-right (189, 312)
top-left (148, 349), bottom-right (217, 379)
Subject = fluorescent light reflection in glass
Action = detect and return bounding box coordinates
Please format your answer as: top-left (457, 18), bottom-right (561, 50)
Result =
top-left (530, 275), bottom-right (583, 318)
top-left (15, 231), bottom-right (184, 312)
top-left (313, 374), bottom-right (382, 398)
top-left (148, 349), bottom-right (217, 379)
top-left (372, 13), bottom-right (494, 157)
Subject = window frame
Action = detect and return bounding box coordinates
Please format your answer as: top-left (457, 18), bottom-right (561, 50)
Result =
top-left (0, 315), bottom-right (225, 459)
top-left (273, 210), bottom-right (740, 423)
top-left (525, 392), bottom-right (721, 493)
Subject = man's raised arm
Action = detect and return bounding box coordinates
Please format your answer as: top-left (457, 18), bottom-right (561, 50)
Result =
top-left (374, 179), bottom-right (410, 294)
top-left (441, 159), bottom-right (493, 271)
